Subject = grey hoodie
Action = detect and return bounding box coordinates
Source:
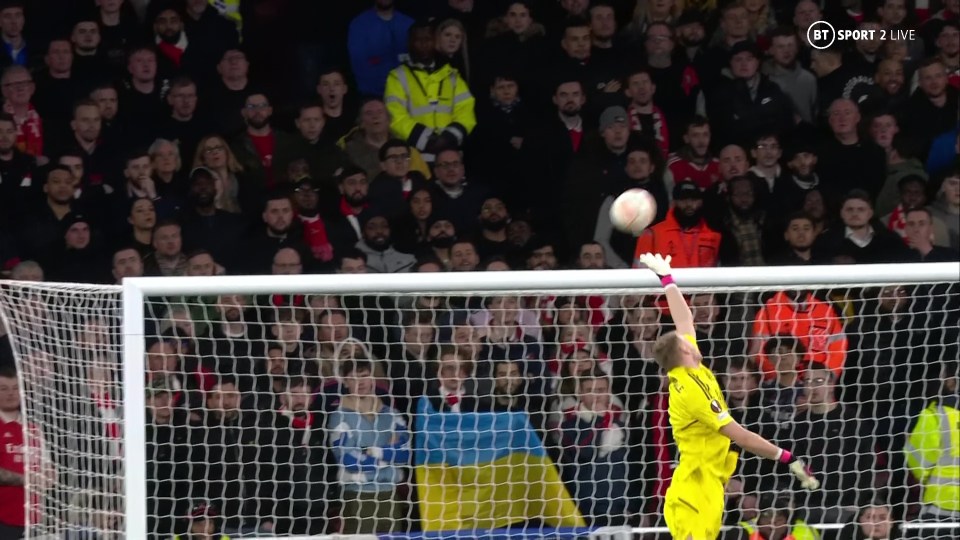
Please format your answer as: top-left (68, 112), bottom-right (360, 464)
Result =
top-left (763, 60), bottom-right (818, 124)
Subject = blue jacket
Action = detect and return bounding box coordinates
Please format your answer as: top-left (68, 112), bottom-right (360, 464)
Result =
top-left (348, 9), bottom-right (414, 96)
top-left (329, 403), bottom-right (410, 493)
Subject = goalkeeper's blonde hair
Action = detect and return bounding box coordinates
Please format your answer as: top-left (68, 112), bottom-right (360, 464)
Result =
top-left (653, 330), bottom-right (683, 371)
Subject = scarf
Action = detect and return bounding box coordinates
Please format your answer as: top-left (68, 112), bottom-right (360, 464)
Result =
top-left (887, 204), bottom-right (908, 243)
top-left (299, 213), bottom-right (334, 262)
top-left (279, 406), bottom-right (314, 446)
top-left (156, 32), bottom-right (188, 67)
top-left (3, 102), bottom-right (43, 157)
top-left (92, 391), bottom-right (121, 441)
top-left (628, 103), bottom-right (669, 157)
top-left (339, 196), bottom-right (367, 217)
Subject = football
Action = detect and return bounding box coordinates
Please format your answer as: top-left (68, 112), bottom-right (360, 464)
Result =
top-left (609, 188), bottom-right (657, 236)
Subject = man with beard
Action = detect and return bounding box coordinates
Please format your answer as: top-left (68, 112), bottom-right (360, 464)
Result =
top-left (903, 58), bottom-right (959, 159)
top-left (624, 66), bottom-right (669, 157)
top-left (244, 188), bottom-right (308, 275)
top-left (771, 213), bottom-right (816, 265)
top-left (476, 196), bottom-right (509, 260)
top-left (633, 181), bottom-right (721, 269)
top-left (645, 21), bottom-right (701, 149)
top-left (149, 2), bottom-right (208, 79)
top-left (523, 78), bottom-right (587, 225)
top-left (355, 213), bottom-right (415, 273)
top-left (198, 294), bottom-right (262, 391)
top-left (328, 166), bottom-right (371, 253)
top-left (714, 176), bottom-right (772, 266)
top-left (230, 92), bottom-right (296, 191)
top-left (424, 217), bottom-right (457, 267)
top-left (17, 165), bottom-right (78, 268)
top-left (291, 176), bottom-right (335, 268)
top-left (179, 168), bottom-right (247, 273)
top-left (666, 116), bottom-right (721, 192)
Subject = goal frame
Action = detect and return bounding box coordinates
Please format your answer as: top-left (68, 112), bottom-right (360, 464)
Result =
top-left (120, 262), bottom-right (960, 539)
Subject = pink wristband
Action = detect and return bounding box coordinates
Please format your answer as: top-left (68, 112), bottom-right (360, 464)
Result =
top-left (779, 449), bottom-right (793, 464)
top-left (660, 275), bottom-right (675, 287)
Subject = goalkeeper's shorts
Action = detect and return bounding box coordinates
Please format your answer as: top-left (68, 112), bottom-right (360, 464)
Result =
top-left (664, 472), bottom-right (725, 540)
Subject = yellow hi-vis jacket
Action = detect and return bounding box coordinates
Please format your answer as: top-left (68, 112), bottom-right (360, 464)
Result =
top-left (905, 398), bottom-right (960, 514)
top-left (384, 62), bottom-right (476, 154)
top-left (741, 519), bottom-right (820, 540)
top-left (209, 0), bottom-right (242, 34)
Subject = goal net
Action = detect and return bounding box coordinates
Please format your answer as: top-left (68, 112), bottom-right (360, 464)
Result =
top-left (0, 264), bottom-right (958, 539)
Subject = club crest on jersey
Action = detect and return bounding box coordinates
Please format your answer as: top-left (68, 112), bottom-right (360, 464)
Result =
top-left (709, 399), bottom-right (722, 413)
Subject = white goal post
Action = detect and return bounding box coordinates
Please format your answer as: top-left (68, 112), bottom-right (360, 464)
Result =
top-left (0, 262), bottom-right (957, 539)
top-left (117, 262), bottom-right (959, 539)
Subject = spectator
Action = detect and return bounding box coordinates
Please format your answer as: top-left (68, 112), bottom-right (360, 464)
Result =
top-left (763, 27), bottom-right (817, 125)
top-left (0, 0), bottom-right (29, 68)
top-left (241, 377), bottom-right (328, 535)
top-left (928, 168), bottom-right (959, 250)
top-left (575, 242), bottom-right (606, 270)
top-left (449, 238), bottom-right (480, 272)
top-left (491, 359), bottom-right (547, 432)
top-left (0, 112), bottom-right (36, 227)
top-left (96, 0), bottom-right (139, 70)
top-left (904, 358), bottom-right (959, 539)
top-left (144, 377), bottom-right (193, 539)
top-left (644, 21), bottom-right (701, 148)
top-left (1, 65), bottom-right (41, 159)
top-left (392, 187), bottom-right (433, 255)
top-left (384, 19), bottom-right (476, 161)
top-left (475, 196), bottom-right (509, 260)
top-left (771, 212), bottom-right (816, 265)
top-left (809, 46), bottom-right (875, 120)
top-left (17, 165), bottom-right (76, 267)
top-left (816, 99), bottom-right (886, 202)
top-left (734, 492), bottom-right (819, 540)
top-left (329, 359), bottom-right (409, 534)
top-left (633, 180), bottom-right (722, 269)
top-left (666, 116), bottom-right (721, 191)
top-left (120, 45), bottom-right (168, 147)
top-left (559, 371), bottom-right (634, 527)
top-left (191, 379), bottom-right (245, 532)
top-left (69, 18), bottom-right (110, 84)
top-left (426, 345), bottom-right (490, 413)
top-left (348, 0), bottom-right (414, 97)
top-left (468, 71), bottom-right (531, 203)
top-left (759, 335), bottom-right (805, 425)
top-left (203, 48), bottom-right (250, 137)
top-left (845, 500), bottom-right (902, 540)
top-left (707, 40), bottom-right (793, 148)
top-left (317, 68), bottom-right (355, 143)
top-left (179, 167), bottom-right (248, 272)
top-left (562, 106), bottom-right (631, 253)
top-left (883, 175), bottom-right (929, 241)
top-left (771, 134), bottom-right (819, 218)
top-left (340, 98), bottom-right (430, 181)
top-left (230, 92), bottom-right (296, 191)
top-left (173, 503), bottom-right (231, 540)
top-left (623, 66), bottom-right (669, 157)
top-left (524, 237), bottom-right (558, 271)
top-left (903, 58), bottom-right (959, 157)
top-left (244, 189), bottom-right (307, 275)
top-left (751, 289), bottom-right (847, 379)
top-left (149, 139), bottom-right (187, 204)
top-left (275, 101), bottom-right (348, 188)
top-left (715, 175), bottom-right (771, 267)
top-left (748, 133), bottom-right (785, 194)
top-left (814, 189), bottom-right (910, 264)
top-left (52, 212), bottom-right (107, 283)
top-left (368, 139), bottom-right (429, 221)
top-left (356, 213), bottom-right (415, 273)
top-left (870, 112), bottom-right (928, 218)
top-left (182, 0), bottom-right (239, 73)
top-left (430, 148), bottom-right (488, 236)
top-left (111, 246), bottom-right (144, 284)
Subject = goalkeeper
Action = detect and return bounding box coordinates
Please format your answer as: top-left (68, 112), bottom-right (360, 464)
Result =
top-left (637, 253), bottom-right (820, 540)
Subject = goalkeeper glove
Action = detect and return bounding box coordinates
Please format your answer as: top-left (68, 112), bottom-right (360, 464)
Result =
top-left (637, 252), bottom-right (673, 279)
top-left (778, 449), bottom-right (820, 491)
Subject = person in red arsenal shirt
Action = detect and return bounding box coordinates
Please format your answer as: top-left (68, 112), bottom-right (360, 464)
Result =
top-left (0, 365), bottom-right (32, 537)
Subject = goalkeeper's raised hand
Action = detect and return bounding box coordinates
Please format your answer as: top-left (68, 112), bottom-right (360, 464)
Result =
top-left (779, 450), bottom-right (820, 491)
top-left (637, 252), bottom-right (673, 278)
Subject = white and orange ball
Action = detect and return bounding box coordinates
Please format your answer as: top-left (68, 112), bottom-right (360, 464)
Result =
top-left (609, 188), bottom-right (658, 236)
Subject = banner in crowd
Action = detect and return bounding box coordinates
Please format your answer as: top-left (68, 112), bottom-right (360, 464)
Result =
top-left (414, 398), bottom-right (585, 532)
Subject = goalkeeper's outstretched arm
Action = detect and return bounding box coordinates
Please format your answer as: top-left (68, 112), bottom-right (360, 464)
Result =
top-left (635, 253), bottom-right (695, 338)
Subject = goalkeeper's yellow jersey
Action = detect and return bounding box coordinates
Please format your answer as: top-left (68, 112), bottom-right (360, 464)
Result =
top-left (667, 337), bottom-right (739, 484)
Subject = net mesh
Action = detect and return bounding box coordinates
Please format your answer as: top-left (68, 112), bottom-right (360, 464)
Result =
top-left (0, 277), bottom-right (958, 539)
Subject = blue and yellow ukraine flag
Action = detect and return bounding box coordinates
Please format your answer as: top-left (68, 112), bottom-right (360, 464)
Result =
top-left (415, 398), bottom-right (585, 532)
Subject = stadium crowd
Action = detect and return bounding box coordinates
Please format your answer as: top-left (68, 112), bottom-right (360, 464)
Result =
top-left (0, 0), bottom-right (957, 539)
